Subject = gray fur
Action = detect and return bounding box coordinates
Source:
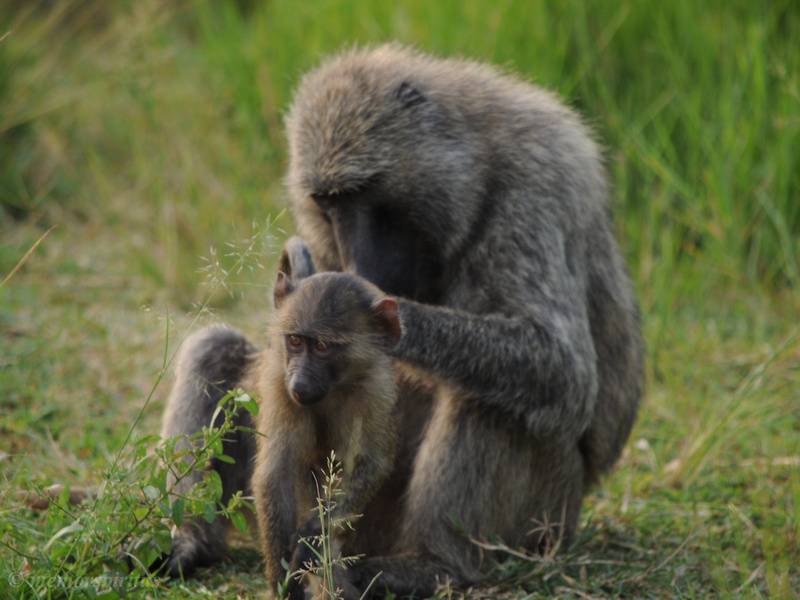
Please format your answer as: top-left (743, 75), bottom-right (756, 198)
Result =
top-left (159, 44), bottom-right (643, 597)
top-left (285, 44), bottom-right (643, 596)
top-left (160, 326), bottom-right (258, 577)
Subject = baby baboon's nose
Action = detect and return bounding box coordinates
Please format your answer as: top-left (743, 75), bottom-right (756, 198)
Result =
top-left (289, 384), bottom-right (325, 406)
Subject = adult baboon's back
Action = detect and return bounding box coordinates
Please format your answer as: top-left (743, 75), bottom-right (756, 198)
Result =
top-left (161, 44), bottom-right (643, 597)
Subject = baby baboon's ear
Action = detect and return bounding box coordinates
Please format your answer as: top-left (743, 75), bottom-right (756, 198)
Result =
top-left (273, 271), bottom-right (295, 309)
top-left (373, 298), bottom-right (401, 347)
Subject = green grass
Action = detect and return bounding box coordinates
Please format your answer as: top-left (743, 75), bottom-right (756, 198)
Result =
top-left (1, 0), bottom-right (798, 598)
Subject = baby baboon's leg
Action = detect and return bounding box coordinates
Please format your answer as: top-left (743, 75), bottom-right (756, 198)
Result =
top-left (160, 326), bottom-right (258, 577)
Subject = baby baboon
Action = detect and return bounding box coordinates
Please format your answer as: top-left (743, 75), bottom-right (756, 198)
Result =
top-left (244, 268), bottom-right (400, 599)
top-left (161, 45), bottom-right (644, 598)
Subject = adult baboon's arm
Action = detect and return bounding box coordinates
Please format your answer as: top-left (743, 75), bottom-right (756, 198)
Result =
top-left (394, 300), bottom-right (598, 439)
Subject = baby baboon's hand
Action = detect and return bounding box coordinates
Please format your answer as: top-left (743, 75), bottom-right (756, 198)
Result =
top-left (290, 517), bottom-right (324, 573)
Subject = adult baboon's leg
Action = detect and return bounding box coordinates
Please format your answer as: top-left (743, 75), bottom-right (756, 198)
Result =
top-left (341, 387), bottom-right (585, 598)
top-left (160, 326), bottom-right (258, 577)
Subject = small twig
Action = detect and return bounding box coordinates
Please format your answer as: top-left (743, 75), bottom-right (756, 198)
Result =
top-left (734, 561), bottom-right (764, 595)
top-left (0, 226), bottom-right (56, 290)
top-left (621, 531), bottom-right (693, 585)
top-left (738, 456), bottom-right (800, 468)
top-left (554, 587), bottom-right (600, 600)
top-left (470, 539), bottom-right (538, 562)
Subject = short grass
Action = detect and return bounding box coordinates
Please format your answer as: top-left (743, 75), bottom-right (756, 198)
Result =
top-left (1, 1), bottom-right (798, 598)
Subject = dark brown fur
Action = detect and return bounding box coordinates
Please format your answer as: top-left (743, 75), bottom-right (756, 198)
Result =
top-left (245, 270), bottom-right (399, 598)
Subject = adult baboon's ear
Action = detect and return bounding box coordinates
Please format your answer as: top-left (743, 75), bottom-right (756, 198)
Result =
top-left (373, 298), bottom-right (401, 347)
top-left (274, 271), bottom-right (295, 309)
top-left (278, 236), bottom-right (316, 281)
top-left (395, 81), bottom-right (427, 108)
top-left (394, 81), bottom-right (438, 128)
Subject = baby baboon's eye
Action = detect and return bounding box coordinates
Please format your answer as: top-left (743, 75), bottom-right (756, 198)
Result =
top-left (312, 340), bottom-right (332, 359)
top-left (286, 335), bottom-right (304, 353)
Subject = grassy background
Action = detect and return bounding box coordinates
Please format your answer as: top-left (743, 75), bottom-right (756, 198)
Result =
top-left (1, 0), bottom-right (798, 598)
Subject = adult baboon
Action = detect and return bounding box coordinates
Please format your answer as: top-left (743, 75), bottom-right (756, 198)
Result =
top-left (161, 44), bottom-right (643, 598)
